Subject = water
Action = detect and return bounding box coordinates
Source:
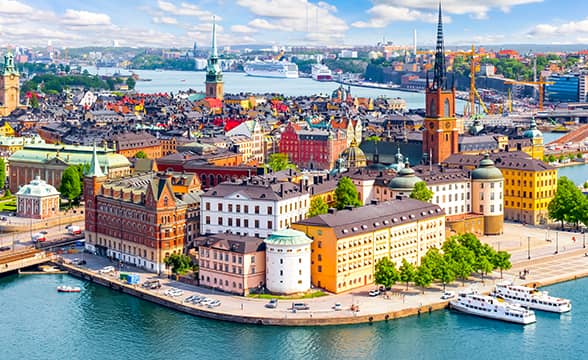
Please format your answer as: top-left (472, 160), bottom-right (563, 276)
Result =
top-left (1, 273), bottom-right (586, 360)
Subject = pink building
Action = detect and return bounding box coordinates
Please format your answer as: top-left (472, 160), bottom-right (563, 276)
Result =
top-left (197, 233), bottom-right (266, 295)
top-left (16, 176), bottom-right (60, 219)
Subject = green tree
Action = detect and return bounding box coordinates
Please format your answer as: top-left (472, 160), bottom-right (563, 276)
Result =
top-left (548, 176), bottom-right (586, 229)
top-left (410, 181), bottom-right (433, 202)
top-left (267, 153), bottom-right (296, 172)
top-left (584, 181), bottom-right (588, 189)
top-left (134, 150), bottom-right (148, 159)
top-left (548, 154), bottom-right (556, 163)
top-left (308, 197), bottom-right (328, 217)
top-left (374, 257), bottom-right (399, 289)
top-left (476, 255), bottom-right (494, 283)
top-left (59, 166), bottom-right (82, 207)
top-left (414, 265), bottom-right (433, 294)
top-left (365, 135), bottom-right (381, 143)
top-left (334, 177), bottom-right (361, 210)
top-left (577, 153), bottom-right (583, 160)
top-left (29, 94), bottom-right (39, 109)
top-left (399, 258), bottom-right (416, 290)
top-left (0, 158), bottom-right (5, 189)
top-left (493, 251), bottom-right (512, 279)
top-left (437, 256), bottom-right (457, 291)
top-left (164, 253), bottom-right (192, 275)
top-left (126, 77), bottom-right (136, 90)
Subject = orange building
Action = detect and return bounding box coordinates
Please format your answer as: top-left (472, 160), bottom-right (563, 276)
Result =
top-left (110, 132), bottom-right (162, 159)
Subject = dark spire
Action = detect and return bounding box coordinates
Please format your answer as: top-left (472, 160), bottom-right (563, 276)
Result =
top-left (433, 2), bottom-right (446, 90)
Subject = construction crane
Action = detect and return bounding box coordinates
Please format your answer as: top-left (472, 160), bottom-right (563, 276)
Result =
top-left (274, 50), bottom-right (285, 61)
top-left (503, 76), bottom-right (554, 111)
top-left (451, 44), bottom-right (489, 116)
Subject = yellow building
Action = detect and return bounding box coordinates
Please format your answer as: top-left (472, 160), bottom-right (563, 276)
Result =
top-left (0, 52), bottom-right (20, 117)
top-left (0, 121), bottom-right (15, 137)
top-left (292, 199), bottom-right (445, 294)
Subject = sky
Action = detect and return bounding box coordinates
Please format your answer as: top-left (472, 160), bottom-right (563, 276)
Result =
top-left (1, 0), bottom-right (588, 49)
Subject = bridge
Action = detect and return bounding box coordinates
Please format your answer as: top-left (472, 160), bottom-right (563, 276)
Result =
top-left (535, 109), bottom-right (588, 124)
top-left (547, 124), bottom-right (588, 145)
top-left (0, 248), bottom-right (55, 275)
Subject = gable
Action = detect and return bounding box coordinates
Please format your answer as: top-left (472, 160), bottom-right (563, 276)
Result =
top-left (225, 191), bottom-right (249, 201)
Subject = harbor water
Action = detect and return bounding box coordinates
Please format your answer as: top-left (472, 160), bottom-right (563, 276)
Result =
top-left (0, 273), bottom-right (586, 360)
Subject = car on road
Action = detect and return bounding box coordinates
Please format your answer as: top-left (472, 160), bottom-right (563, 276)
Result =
top-left (40, 230), bottom-right (48, 235)
top-left (333, 303), bottom-right (343, 311)
top-left (142, 280), bottom-right (161, 289)
top-left (441, 291), bottom-right (455, 300)
top-left (98, 266), bottom-right (115, 274)
top-left (0, 246), bottom-right (10, 252)
top-left (368, 289), bottom-right (380, 297)
top-left (165, 288), bottom-right (183, 297)
top-left (199, 298), bottom-right (213, 306)
top-left (207, 300), bottom-right (221, 308)
top-left (265, 298), bottom-right (278, 309)
top-left (292, 302), bottom-right (310, 311)
top-left (71, 258), bottom-right (86, 265)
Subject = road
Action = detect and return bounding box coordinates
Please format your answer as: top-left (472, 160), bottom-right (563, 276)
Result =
top-left (0, 220), bottom-right (84, 250)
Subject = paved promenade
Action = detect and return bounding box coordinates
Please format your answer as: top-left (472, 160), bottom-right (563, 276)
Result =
top-left (56, 222), bottom-right (588, 326)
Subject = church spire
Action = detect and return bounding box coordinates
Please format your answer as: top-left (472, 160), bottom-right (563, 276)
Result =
top-left (87, 142), bottom-right (105, 178)
top-left (211, 16), bottom-right (218, 58)
top-left (432, 2), bottom-right (446, 90)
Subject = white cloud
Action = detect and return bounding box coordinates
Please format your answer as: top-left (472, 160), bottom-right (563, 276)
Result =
top-left (157, 0), bottom-right (216, 20)
top-left (231, 25), bottom-right (256, 33)
top-left (62, 9), bottom-right (111, 26)
top-left (248, 18), bottom-right (280, 30)
top-left (527, 17), bottom-right (588, 44)
top-left (153, 16), bottom-right (178, 25)
top-left (352, 5), bottom-right (439, 28)
top-left (0, 0), bottom-right (33, 15)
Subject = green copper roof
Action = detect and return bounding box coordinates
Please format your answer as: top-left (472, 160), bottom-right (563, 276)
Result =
top-left (87, 143), bottom-right (105, 177)
top-left (388, 161), bottom-right (422, 190)
top-left (523, 118), bottom-right (542, 139)
top-left (264, 229), bottom-right (313, 246)
top-left (2, 52), bottom-right (18, 76)
top-left (472, 154), bottom-right (503, 180)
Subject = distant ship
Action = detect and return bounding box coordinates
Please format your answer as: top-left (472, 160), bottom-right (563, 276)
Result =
top-left (244, 60), bottom-right (299, 79)
top-left (311, 63), bottom-right (332, 81)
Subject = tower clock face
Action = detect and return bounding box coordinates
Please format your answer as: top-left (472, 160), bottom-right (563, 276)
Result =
top-left (445, 122), bottom-right (451, 129)
top-left (429, 122), bottom-right (435, 129)
top-left (9, 75), bottom-right (15, 80)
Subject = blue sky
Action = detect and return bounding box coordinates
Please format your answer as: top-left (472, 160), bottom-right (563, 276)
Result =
top-left (1, 0), bottom-right (588, 48)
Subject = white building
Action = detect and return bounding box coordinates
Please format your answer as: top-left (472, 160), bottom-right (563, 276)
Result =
top-left (200, 177), bottom-right (310, 238)
top-left (16, 176), bottom-right (60, 219)
top-left (226, 120), bottom-right (265, 164)
top-left (264, 229), bottom-right (313, 294)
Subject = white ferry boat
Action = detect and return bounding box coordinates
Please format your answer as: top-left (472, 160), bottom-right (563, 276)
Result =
top-left (311, 63), bottom-right (332, 81)
top-left (244, 60), bottom-right (299, 78)
top-left (492, 282), bottom-right (571, 313)
top-left (449, 290), bottom-right (536, 325)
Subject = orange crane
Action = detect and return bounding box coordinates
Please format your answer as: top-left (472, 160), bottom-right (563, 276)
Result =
top-left (503, 76), bottom-right (554, 111)
top-left (451, 44), bottom-right (489, 116)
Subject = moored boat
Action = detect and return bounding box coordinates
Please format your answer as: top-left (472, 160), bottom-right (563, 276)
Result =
top-left (449, 290), bottom-right (536, 325)
top-left (492, 281), bottom-right (571, 313)
top-left (57, 285), bottom-right (81, 293)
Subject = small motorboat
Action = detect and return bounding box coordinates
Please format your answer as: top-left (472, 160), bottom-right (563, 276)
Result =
top-left (57, 285), bottom-right (81, 293)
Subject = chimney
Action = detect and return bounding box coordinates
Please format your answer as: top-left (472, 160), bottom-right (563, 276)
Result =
top-left (327, 208), bottom-right (336, 214)
top-left (370, 199), bottom-right (379, 205)
top-left (280, 183), bottom-right (284, 197)
top-left (326, 173), bottom-right (331, 181)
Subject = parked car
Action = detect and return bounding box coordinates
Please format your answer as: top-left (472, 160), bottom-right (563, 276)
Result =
top-left (142, 280), bottom-right (161, 289)
top-left (265, 298), bottom-right (278, 309)
top-left (71, 258), bottom-right (86, 265)
top-left (292, 302), bottom-right (310, 311)
top-left (167, 288), bottom-right (183, 297)
top-left (368, 289), bottom-right (380, 297)
top-left (333, 303), bottom-right (343, 311)
top-left (99, 266), bottom-right (115, 274)
top-left (31, 233), bottom-right (47, 243)
top-left (441, 291), bottom-right (455, 300)
top-left (0, 246), bottom-right (10, 252)
top-left (199, 298), bottom-right (213, 306)
top-left (207, 300), bottom-right (221, 308)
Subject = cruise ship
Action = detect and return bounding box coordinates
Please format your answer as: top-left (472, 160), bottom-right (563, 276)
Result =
top-left (244, 60), bottom-right (299, 78)
top-left (450, 290), bottom-right (536, 325)
top-left (492, 282), bottom-right (572, 313)
top-left (311, 63), bottom-right (332, 81)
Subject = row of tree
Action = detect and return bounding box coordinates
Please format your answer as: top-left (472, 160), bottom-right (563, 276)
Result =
top-left (375, 233), bottom-right (512, 293)
top-left (548, 176), bottom-right (588, 229)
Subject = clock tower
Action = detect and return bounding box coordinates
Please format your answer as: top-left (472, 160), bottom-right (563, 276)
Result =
top-left (422, 3), bottom-right (458, 164)
top-left (0, 51), bottom-right (20, 117)
top-left (205, 17), bottom-right (224, 100)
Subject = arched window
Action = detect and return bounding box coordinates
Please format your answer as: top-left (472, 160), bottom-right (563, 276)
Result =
top-left (429, 99), bottom-right (436, 116)
top-left (444, 99), bottom-right (450, 117)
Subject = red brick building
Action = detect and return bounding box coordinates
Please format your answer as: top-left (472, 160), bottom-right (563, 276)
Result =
top-left (279, 123), bottom-right (347, 170)
top-left (84, 146), bottom-right (202, 273)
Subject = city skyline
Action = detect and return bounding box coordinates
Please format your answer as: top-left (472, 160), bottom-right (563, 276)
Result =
top-left (0, 0), bottom-right (588, 49)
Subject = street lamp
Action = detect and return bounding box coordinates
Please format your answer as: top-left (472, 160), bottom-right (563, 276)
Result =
top-left (555, 231), bottom-right (559, 254)
top-left (583, 230), bottom-right (586, 249)
top-left (527, 236), bottom-right (531, 260)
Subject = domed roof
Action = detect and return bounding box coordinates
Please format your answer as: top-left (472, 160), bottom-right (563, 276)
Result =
top-left (388, 160), bottom-right (422, 190)
top-left (523, 118), bottom-right (542, 139)
top-left (16, 176), bottom-right (60, 197)
top-left (469, 118), bottom-right (484, 135)
top-left (264, 229), bottom-right (313, 246)
top-left (339, 139), bottom-right (367, 169)
top-left (472, 154), bottom-right (503, 180)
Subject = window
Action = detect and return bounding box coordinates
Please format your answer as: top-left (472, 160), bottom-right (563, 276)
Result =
top-left (255, 206), bottom-right (260, 214)
top-left (236, 204), bottom-right (241, 212)
top-left (480, 205), bottom-right (484, 213)
top-left (228, 204), bottom-right (233, 212)
top-left (217, 203), bottom-right (222, 211)
top-left (267, 220), bottom-right (273, 229)
top-left (236, 218), bottom-right (241, 227)
top-left (205, 216), bottom-right (210, 225)
top-left (228, 218), bottom-right (233, 226)
top-left (267, 206), bottom-right (273, 215)
top-left (318, 241), bottom-right (322, 248)
top-left (251, 255), bottom-right (255, 263)
top-left (318, 254), bottom-right (322, 261)
top-left (244, 205), bottom-right (249, 213)
top-left (205, 202), bottom-right (210, 211)
top-left (244, 219), bottom-right (249, 227)
top-left (217, 217), bottom-right (222, 225)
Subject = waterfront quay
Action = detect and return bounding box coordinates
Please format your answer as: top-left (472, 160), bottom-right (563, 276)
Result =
top-left (54, 222), bottom-right (588, 327)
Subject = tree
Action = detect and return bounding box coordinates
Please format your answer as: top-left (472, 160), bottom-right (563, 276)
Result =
top-left (134, 150), bottom-right (148, 159)
top-left (267, 153), bottom-right (295, 172)
top-left (548, 177), bottom-right (586, 229)
top-left (476, 255), bottom-right (494, 283)
top-left (374, 257), bottom-right (399, 289)
top-left (365, 135), bottom-right (380, 143)
top-left (414, 265), bottom-right (433, 294)
top-left (399, 258), bottom-right (416, 290)
top-left (126, 77), bottom-right (136, 90)
top-left (60, 166), bottom-right (82, 207)
top-left (334, 177), bottom-right (361, 210)
top-left (308, 197), bottom-right (328, 217)
top-left (493, 251), bottom-right (512, 279)
top-left (437, 257), bottom-right (457, 291)
top-left (548, 154), bottom-right (556, 163)
top-left (164, 253), bottom-right (192, 275)
top-left (0, 158), bottom-right (5, 189)
top-left (410, 181), bottom-right (433, 202)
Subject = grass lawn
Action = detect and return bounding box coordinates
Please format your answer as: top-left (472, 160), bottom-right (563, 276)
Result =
top-left (0, 198), bottom-right (16, 212)
top-left (247, 290), bottom-right (327, 300)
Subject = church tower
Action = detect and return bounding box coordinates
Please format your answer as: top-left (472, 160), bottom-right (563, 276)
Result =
top-left (422, 4), bottom-right (458, 164)
top-left (205, 17), bottom-right (224, 100)
top-left (0, 51), bottom-right (20, 116)
top-left (84, 143), bottom-right (107, 253)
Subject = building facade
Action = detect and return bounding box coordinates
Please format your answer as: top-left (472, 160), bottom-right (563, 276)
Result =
top-left (197, 233), bottom-right (266, 295)
top-left (16, 176), bottom-right (60, 219)
top-left (205, 19), bottom-right (224, 100)
top-left (0, 52), bottom-right (20, 117)
top-left (292, 199), bottom-right (445, 294)
top-left (200, 177), bottom-right (310, 238)
top-left (264, 229), bottom-right (313, 295)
